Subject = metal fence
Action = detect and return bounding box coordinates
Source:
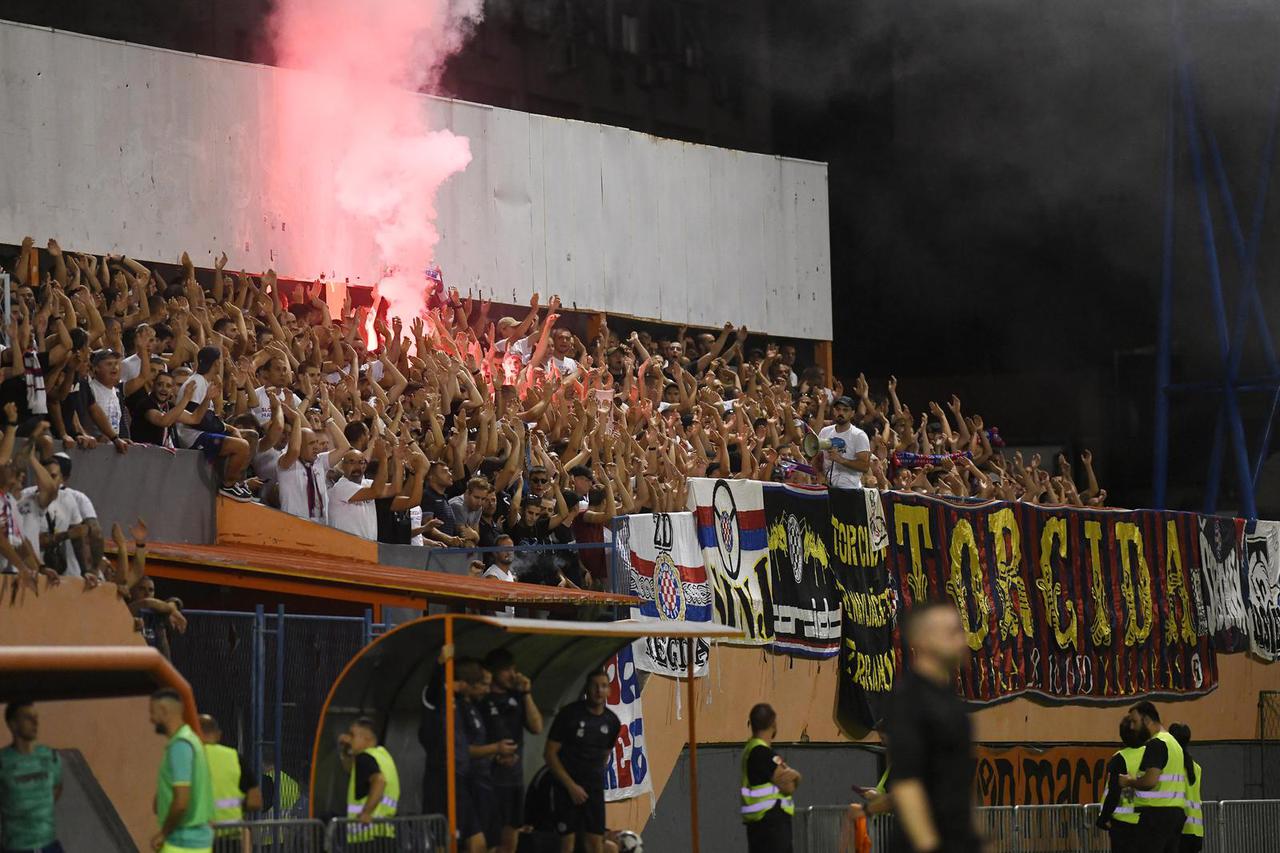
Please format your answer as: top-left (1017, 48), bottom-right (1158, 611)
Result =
top-left (210, 818), bottom-right (326, 851)
top-left (794, 801), bottom-right (1280, 853)
top-left (326, 815), bottom-right (450, 851)
top-left (169, 607), bottom-right (380, 819)
top-left (207, 816), bottom-right (447, 852)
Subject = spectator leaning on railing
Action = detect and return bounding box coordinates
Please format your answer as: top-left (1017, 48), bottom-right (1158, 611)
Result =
top-left (0, 236), bottom-right (1109, 595)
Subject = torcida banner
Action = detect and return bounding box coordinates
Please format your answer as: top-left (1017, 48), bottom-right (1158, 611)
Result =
top-left (877, 493), bottom-right (1218, 704)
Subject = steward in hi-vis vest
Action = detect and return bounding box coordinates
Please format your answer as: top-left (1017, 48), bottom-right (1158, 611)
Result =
top-left (338, 717), bottom-right (401, 848)
top-left (1098, 717), bottom-right (1146, 851)
top-left (740, 703), bottom-right (800, 853)
top-left (1120, 702), bottom-right (1187, 853)
top-left (1169, 722), bottom-right (1204, 853)
top-left (197, 713), bottom-right (262, 840)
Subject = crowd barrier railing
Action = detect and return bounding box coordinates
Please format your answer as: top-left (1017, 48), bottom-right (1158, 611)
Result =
top-left (324, 814), bottom-right (450, 851)
top-left (209, 817), bottom-right (326, 851)
top-left (793, 800), bottom-right (1280, 853)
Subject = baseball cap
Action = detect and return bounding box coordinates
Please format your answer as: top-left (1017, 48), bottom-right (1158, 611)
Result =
top-left (833, 395), bottom-right (855, 408)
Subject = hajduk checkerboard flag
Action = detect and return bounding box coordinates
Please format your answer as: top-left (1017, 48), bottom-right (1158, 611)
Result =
top-left (626, 512), bottom-right (712, 678)
top-left (689, 478), bottom-right (774, 645)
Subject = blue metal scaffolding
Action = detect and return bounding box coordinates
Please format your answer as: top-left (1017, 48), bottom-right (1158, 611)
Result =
top-left (1153, 0), bottom-right (1280, 519)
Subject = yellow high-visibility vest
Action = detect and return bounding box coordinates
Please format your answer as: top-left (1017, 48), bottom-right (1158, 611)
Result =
top-left (346, 745), bottom-right (400, 841)
top-left (1134, 732), bottom-right (1187, 811)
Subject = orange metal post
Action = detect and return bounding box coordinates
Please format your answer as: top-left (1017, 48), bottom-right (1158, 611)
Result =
top-left (445, 615), bottom-right (458, 853)
top-left (686, 639), bottom-right (700, 853)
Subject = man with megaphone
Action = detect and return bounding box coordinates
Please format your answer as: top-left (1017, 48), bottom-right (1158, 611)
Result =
top-left (806, 396), bottom-right (872, 488)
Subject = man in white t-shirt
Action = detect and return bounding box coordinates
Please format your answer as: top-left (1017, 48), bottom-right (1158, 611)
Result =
top-left (276, 403), bottom-right (351, 525)
top-left (327, 443), bottom-right (391, 540)
top-left (817, 396), bottom-right (872, 489)
top-left (546, 328), bottom-right (580, 378)
top-left (251, 356), bottom-right (301, 426)
top-left (16, 456), bottom-right (87, 577)
top-left (483, 534), bottom-right (518, 617)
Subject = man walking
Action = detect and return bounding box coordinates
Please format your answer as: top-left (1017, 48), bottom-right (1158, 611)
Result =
top-left (740, 703), bottom-right (800, 853)
top-left (0, 701), bottom-right (63, 853)
top-left (1120, 702), bottom-right (1187, 853)
top-left (885, 601), bottom-right (982, 853)
top-left (149, 689), bottom-right (214, 853)
top-left (544, 670), bottom-right (622, 853)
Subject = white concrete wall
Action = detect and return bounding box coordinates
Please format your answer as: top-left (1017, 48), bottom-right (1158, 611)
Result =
top-left (0, 21), bottom-right (832, 339)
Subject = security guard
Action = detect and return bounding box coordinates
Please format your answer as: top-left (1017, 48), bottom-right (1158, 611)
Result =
top-left (1097, 718), bottom-right (1144, 851)
top-left (1168, 724), bottom-right (1203, 853)
top-left (261, 759), bottom-right (302, 815)
top-left (149, 689), bottom-right (215, 853)
top-left (1120, 702), bottom-right (1186, 853)
top-left (197, 714), bottom-right (262, 852)
top-left (338, 717), bottom-right (401, 851)
top-left (740, 703), bottom-right (800, 853)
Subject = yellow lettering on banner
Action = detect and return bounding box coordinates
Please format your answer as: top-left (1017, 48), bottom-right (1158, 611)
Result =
top-left (846, 639), bottom-right (896, 693)
top-left (1163, 520), bottom-right (1198, 646)
top-left (946, 519), bottom-right (991, 651)
top-left (1084, 520), bottom-right (1112, 647)
top-left (895, 504), bottom-right (933, 602)
top-left (832, 516), bottom-right (884, 568)
top-left (1115, 522), bottom-right (1154, 647)
top-left (1036, 517), bottom-right (1080, 650)
top-left (988, 508), bottom-right (1034, 640)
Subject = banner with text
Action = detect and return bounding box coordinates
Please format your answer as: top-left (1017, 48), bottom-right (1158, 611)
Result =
top-left (763, 483), bottom-right (841, 658)
top-left (626, 511), bottom-right (712, 678)
top-left (690, 478), bottom-right (774, 645)
top-left (973, 745), bottom-right (1116, 806)
top-left (882, 493), bottom-right (1218, 703)
top-left (1246, 520), bottom-right (1280, 661)
top-left (830, 487), bottom-right (897, 737)
top-left (604, 644), bottom-right (653, 802)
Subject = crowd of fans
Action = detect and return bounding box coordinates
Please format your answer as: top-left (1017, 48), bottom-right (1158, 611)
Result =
top-left (0, 236), bottom-right (1107, 594)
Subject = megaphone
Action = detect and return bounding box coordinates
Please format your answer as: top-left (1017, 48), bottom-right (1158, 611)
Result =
top-left (802, 433), bottom-right (847, 456)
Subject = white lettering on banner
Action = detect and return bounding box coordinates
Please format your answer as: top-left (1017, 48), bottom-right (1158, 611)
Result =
top-left (604, 645), bottom-right (652, 802)
top-left (1198, 518), bottom-right (1249, 648)
top-left (625, 511), bottom-right (714, 678)
top-left (1245, 520), bottom-right (1280, 661)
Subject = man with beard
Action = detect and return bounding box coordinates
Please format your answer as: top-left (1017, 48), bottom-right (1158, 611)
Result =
top-left (0, 701), bottom-right (64, 853)
top-left (127, 369), bottom-right (204, 449)
top-left (1120, 702), bottom-right (1187, 852)
top-left (885, 601), bottom-right (982, 853)
top-left (149, 688), bottom-right (214, 853)
top-left (817, 396), bottom-right (871, 489)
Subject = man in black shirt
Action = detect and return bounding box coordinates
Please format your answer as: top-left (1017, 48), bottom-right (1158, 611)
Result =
top-left (740, 703), bottom-right (801, 853)
top-left (482, 649), bottom-right (544, 853)
top-left (544, 669), bottom-right (622, 853)
top-left (420, 656), bottom-right (517, 853)
top-left (885, 601), bottom-right (982, 853)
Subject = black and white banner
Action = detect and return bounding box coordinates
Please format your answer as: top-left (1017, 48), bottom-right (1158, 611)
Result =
top-left (762, 483), bottom-right (841, 658)
top-left (1245, 520), bottom-right (1280, 661)
top-left (1197, 516), bottom-right (1250, 653)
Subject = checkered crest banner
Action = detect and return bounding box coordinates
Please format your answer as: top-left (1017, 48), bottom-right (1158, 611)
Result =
top-left (625, 512), bottom-right (713, 678)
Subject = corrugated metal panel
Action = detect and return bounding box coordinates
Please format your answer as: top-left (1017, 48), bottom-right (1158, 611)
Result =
top-left (0, 20), bottom-right (831, 338)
